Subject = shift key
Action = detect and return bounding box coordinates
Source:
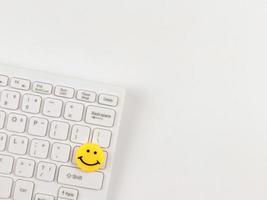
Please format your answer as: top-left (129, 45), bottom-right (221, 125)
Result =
top-left (58, 166), bottom-right (104, 190)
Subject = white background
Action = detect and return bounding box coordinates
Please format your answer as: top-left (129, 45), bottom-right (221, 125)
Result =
top-left (0, 1), bottom-right (265, 199)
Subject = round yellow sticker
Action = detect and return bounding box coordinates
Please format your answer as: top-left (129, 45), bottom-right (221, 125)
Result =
top-left (75, 143), bottom-right (105, 172)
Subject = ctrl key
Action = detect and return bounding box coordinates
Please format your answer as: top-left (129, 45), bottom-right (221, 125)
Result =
top-left (0, 176), bottom-right (13, 198)
top-left (14, 180), bottom-right (34, 200)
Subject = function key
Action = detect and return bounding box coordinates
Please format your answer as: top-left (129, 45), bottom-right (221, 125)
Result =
top-left (54, 86), bottom-right (74, 98)
top-left (32, 82), bottom-right (53, 94)
top-left (10, 77), bottom-right (30, 90)
top-left (76, 90), bottom-right (96, 102)
top-left (98, 94), bottom-right (118, 107)
top-left (0, 75), bottom-right (8, 86)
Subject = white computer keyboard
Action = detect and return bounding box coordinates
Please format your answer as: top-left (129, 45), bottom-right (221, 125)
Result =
top-left (0, 65), bottom-right (125, 200)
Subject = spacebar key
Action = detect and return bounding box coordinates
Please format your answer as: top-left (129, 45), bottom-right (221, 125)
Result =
top-left (58, 166), bottom-right (104, 190)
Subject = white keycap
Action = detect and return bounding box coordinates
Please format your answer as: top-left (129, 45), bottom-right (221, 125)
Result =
top-left (15, 158), bottom-right (35, 178)
top-left (0, 154), bottom-right (13, 174)
top-left (29, 139), bottom-right (50, 158)
top-left (71, 125), bottom-right (90, 144)
top-left (100, 151), bottom-right (108, 169)
top-left (49, 121), bottom-right (69, 140)
top-left (36, 161), bottom-right (56, 182)
top-left (0, 132), bottom-right (7, 151)
top-left (51, 143), bottom-right (70, 162)
top-left (0, 176), bottom-right (13, 198)
top-left (76, 90), bottom-right (96, 102)
top-left (22, 94), bottom-right (42, 113)
top-left (10, 77), bottom-right (30, 90)
top-left (35, 193), bottom-right (55, 200)
top-left (58, 166), bottom-right (104, 190)
top-left (0, 90), bottom-right (20, 110)
top-left (28, 117), bottom-right (48, 137)
top-left (0, 75), bottom-right (8, 86)
top-left (14, 179), bottom-right (34, 200)
top-left (32, 82), bottom-right (52, 94)
top-left (58, 187), bottom-right (78, 200)
top-left (98, 94), bottom-right (118, 107)
top-left (0, 111), bottom-right (5, 129)
top-left (72, 146), bottom-right (79, 164)
top-left (54, 86), bottom-right (74, 98)
top-left (43, 98), bottom-right (63, 117)
top-left (6, 113), bottom-right (27, 132)
top-left (92, 128), bottom-right (112, 148)
top-left (64, 102), bottom-right (83, 121)
top-left (85, 106), bottom-right (116, 127)
top-left (8, 135), bottom-right (28, 155)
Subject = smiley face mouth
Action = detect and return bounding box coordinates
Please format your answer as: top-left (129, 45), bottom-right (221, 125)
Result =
top-left (78, 156), bottom-right (100, 166)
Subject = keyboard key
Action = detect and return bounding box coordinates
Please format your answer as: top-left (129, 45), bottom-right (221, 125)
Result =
top-left (0, 132), bottom-right (7, 151)
top-left (6, 113), bottom-right (27, 133)
top-left (29, 139), bottom-right (50, 158)
top-left (8, 135), bottom-right (28, 155)
top-left (43, 98), bottom-right (63, 117)
top-left (14, 179), bottom-right (34, 200)
top-left (58, 187), bottom-right (78, 200)
top-left (0, 176), bottom-right (13, 198)
top-left (0, 154), bottom-right (13, 174)
top-left (76, 90), bottom-right (96, 102)
top-left (10, 77), bottom-right (30, 90)
top-left (15, 158), bottom-right (35, 178)
top-left (54, 86), bottom-right (74, 98)
top-left (32, 82), bottom-right (52, 94)
top-left (49, 121), bottom-right (69, 140)
top-left (98, 94), bottom-right (118, 107)
top-left (58, 166), bottom-right (104, 190)
top-left (22, 94), bottom-right (42, 113)
top-left (71, 125), bottom-right (90, 144)
top-left (85, 106), bottom-right (116, 127)
top-left (92, 129), bottom-right (112, 148)
top-left (0, 111), bottom-right (5, 129)
top-left (64, 102), bottom-right (84, 121)
top-left (51, 143), bottom-right (70, 162)
top-left (0, 75), bottom-right (8, 86)
top-left (101, 151), bottom-right (108, 169)
top-left (71, 146), bottom-right (79, 164)
top-left (35, 193), bottom-right (55, 200)
top-left (0, 90), bottom-right (20, 110)
top-left (36, 161), bottom-right (56, 182)
top-left (28, 117), bottom-right (48, 137)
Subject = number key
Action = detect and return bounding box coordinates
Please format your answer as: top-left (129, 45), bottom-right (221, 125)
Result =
top-left (0, 90), bottom-right (20, 110)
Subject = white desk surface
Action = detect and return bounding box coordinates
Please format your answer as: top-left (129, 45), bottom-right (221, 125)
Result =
top-left (0, 1), bottom-right (263, 199)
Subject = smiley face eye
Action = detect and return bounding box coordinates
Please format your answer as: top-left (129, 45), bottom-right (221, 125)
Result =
top-left (86, 149), bottom-right (90, 153)
top-left (94, 151), bottom-right (97, 155)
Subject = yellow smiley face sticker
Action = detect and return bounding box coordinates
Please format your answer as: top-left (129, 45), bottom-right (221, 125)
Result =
top-left (75, 143), bottom-right (105, 172)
